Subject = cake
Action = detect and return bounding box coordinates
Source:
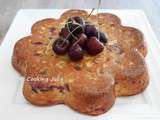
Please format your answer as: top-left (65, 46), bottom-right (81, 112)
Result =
top-left (12, 9), bottom-right (149, 115)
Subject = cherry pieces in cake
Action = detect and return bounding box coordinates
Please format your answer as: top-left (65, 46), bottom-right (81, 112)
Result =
top-left (52, 16), bottom-right (108, 61)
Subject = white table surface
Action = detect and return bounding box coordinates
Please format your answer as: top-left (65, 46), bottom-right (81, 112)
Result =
top-left (0, 0), bottom-right (160, 44)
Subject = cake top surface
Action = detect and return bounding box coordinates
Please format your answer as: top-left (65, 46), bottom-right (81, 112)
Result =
top-left (13, 9), bottom-right (147, 91)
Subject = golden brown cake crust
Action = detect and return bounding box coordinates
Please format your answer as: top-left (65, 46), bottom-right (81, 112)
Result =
top-left (12, 9), bottom-right (149, 115)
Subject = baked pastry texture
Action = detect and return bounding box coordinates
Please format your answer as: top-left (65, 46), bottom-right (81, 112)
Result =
top-left (12, 9), bottom-right (149, 115)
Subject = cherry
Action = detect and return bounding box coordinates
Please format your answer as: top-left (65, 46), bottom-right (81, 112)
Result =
top-left (85, 25), bottom-right (97, 38)
top-left (68, 44), bottom-right (84, 61)
top-left (77, 33), bottom-right (87, 48)
top-left (52, 38), bottom-right (70, 55)
top-left (54, 16), bottom-right (107, 61)
top-left (96, 31), bottom-right (108, 44)
top-left (30, 81), bottom-right (49, 91)
top-left (72, 16), bottom-right (85, 27)
top-left (59, 27), bottom-right (73, 41)
top-left (86, 36), bottom-right (104, 55)
top-left (66, 17), bottom-right (84, 35)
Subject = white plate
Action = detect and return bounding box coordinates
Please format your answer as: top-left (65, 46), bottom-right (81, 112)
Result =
top-left (0, 9), bottom-right (160, 120)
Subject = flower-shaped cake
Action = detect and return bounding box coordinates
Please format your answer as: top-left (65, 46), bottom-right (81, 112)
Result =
top-left (12, 9), bottom-right (149, 115)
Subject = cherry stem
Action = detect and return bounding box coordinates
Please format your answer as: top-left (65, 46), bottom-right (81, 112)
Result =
top-left (97, 0), bottom-right (101, 40)
top-left (88, 8), bottom-right (95, 17)
top-left (60, 20), bottom-right (84, 47)
top-left (48, 0), bottom-right (102, 54)
top-left (66, 19), bottom-right (84, 40)
top-left (86, 0), bottom-right (101, 40)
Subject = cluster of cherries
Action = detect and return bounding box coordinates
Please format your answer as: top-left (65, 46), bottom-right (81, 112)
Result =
top-left (52, 16), bottom-right (108, 61)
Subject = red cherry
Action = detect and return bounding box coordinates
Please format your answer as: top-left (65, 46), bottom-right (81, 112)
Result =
top-left (73, 16), bottom-right (85, 26)
top-left (59, 27), bottom-right (68, 38)
top-left (85, 25), bottom-right (97, 38)
top-left (52, 38), bottom-right (70, 55)
top-left (96, 31), bottom-right (108, 45)
top-left (65, 17), bottom-right (84, 35)
top-left (68, 44), bottom-right (84, 61)
top-left (59, 27), bottom-right (72, 41)
top-left (77, 33), bottom-right (87, 48)
top-left (86, 37), bottom-right (104, 55)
